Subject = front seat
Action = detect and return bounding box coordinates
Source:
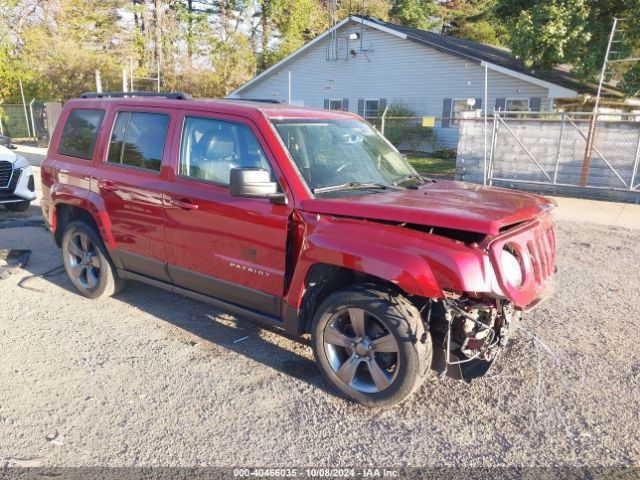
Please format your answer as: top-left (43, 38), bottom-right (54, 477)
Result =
top-left (192, 127), bottom-right (239, 184)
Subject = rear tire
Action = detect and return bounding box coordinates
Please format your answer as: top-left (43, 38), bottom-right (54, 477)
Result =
top-left (311, 284), bottom-right (431, 408)
top-left (61, 220), bottom-right (124, 299)
top-left (4, 201), bottom-right (30, 212)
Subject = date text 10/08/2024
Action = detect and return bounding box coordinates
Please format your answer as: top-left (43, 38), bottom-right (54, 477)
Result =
top-left (233, 468), bottom-right (400, 478)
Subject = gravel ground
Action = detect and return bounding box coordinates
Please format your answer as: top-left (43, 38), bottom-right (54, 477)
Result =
top-left (0, 218), bottom-right (639, 468)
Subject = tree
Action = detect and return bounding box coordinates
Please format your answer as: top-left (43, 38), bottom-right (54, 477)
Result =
top-left (390, 0), bottom-right (437, 30)
top-left (336, 0), bottom-right (393, 19)
top-left (17, 0), bottom-right (131, 100)
top-left (494, 0), bottom-right (640, 97)
top-left (438, 0), bottom-right (509, 46)
top-left (256, 0), bottom-right (328, 71)
top-left (270, 0), bottom-right (328, 58)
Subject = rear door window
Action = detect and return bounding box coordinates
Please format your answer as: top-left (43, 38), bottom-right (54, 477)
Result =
top-left (58, 109), bottom-right (105, 160)
top-left (106, 111), bottom-right (170, 172)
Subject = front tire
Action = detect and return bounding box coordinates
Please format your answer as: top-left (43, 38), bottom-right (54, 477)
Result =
top-left (4, 201), bottom-right (30, 212)
top-left (61, 220), bottom-right (124, 299)
top-left (311, 284), bottom-right (431, 407)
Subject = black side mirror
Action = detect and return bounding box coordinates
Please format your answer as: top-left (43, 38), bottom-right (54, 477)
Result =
top-left (229, 168), bottom-right (287, 204)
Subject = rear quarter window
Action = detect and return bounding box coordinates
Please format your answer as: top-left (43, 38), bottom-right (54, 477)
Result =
top-left (58, 109), bottom-right (105, 160)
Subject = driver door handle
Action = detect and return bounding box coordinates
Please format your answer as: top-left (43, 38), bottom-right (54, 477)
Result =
top-left (172, 198), bottom-right (199, 210)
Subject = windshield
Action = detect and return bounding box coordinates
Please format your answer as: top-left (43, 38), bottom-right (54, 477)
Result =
top-left (273, 119), bottom-right (419, 195)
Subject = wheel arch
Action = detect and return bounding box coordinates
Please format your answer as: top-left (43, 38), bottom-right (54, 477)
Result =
top-left (51, 187), bottom-right (115, 250)
top-left (294, 263), bottom-right (431, 334)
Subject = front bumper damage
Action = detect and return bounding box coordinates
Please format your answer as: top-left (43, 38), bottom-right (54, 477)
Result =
top-left (426, 213), bottom-right (556, 382)
top-left (428, 297), bottom-right (520, 382)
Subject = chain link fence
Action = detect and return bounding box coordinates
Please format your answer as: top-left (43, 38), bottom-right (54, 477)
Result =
top-left (0, 103), bottom-right (34, 139)
top-left (457, 111), bottom-right (640, 202)
top-left (0, 100), bottom-right (62, 146)
top-left (364, 112), bottom-right (472, 178)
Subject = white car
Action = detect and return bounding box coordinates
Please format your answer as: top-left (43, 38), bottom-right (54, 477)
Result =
top-left (0, 145), bottom-right (37, 212)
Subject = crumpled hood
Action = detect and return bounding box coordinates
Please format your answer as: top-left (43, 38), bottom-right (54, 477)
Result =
top-left (299, 180), bottom-right (555, 235)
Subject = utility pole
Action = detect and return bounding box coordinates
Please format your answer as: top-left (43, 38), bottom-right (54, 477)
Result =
top-left (580, 18), bottom-right (617, 186)
top-left (155, 0), bottom-right (163, 82)
top-left (130, 58), bottom-right (135, 92)
top-left (95, 70), bottom-right (103, 93)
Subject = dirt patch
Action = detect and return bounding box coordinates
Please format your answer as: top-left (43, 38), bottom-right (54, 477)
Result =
top-left (0, 221), bottom-right (638, 467)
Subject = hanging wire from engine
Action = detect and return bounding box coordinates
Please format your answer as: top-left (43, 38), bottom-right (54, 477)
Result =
top-left (442, 299), bottom-right (499, 366)
top-left (517, 326), bottom-right (570, 391)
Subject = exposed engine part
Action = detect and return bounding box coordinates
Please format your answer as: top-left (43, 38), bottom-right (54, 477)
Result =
top-left (442, 297), bottom-right (516, 366)
top-left (455, 306), bottom-right (496, 359)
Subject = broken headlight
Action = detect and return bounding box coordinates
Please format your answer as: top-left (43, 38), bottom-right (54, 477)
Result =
top-left (489, 246), bottom-right (523, 297)
top-left (501, 247), bottom-right (523, 288)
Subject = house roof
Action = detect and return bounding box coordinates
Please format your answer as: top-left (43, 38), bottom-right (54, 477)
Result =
top-left (371, 17), bottom-right (610, 97)
top-left (230, 15), bottom-right (614, 99)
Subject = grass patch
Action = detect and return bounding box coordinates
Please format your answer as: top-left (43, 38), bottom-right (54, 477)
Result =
top-left (407, 156), bottom-right (456, 177)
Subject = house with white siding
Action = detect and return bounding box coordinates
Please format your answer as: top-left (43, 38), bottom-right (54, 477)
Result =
top-left (229, 16), bottom-right (592, 148)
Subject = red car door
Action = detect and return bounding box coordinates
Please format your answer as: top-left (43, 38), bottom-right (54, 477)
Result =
top-left (94, 107), bottom-right (177, 281)
top-left (163, 110), bottom-right (292, 317)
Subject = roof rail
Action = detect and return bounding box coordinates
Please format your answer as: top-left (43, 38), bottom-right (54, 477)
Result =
top-left (80, 91), bottom-right (192, 100)
top-left (241, 98), bottom-right (283, 104)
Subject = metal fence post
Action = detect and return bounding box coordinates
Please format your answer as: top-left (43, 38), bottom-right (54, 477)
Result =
top-left (29, 99), bottom-right (37, 141)
top-left (0, 99), bottom-right (4, 136)
top-left (19, 79), bottom-right (32, 138)
top-left (631, 124), bottom-right (640, 191)
top-left (487, 112), bottom-right (498, 186)
top-left (553, 113), bottom-right (565, 184)
top-left (380, 105), bottom-right (389, 136)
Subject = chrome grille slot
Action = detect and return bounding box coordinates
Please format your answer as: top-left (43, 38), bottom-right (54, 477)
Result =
top-left (536, 233), bottom-right (550, 279)
top-left (527, 239), bottom-right (541, 283)
top-left (526, 223), bottom-right (556, 284)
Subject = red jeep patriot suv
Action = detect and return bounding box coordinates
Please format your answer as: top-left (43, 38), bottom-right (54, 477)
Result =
top-left (41, 92), bottom-right (556, 407)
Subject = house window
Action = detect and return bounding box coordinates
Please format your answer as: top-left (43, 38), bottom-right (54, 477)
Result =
top-left (451, 99), bottom-right (470, 126)
top-left (329, 99), bottom-right (344, 111)
top-left (365, 99), bottom-right (380, 117)
top-left (506, 98), bottom-right (530, 112)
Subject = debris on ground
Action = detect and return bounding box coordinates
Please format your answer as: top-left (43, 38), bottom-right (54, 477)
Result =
top-left (0, 249), bottom-right (31, 278)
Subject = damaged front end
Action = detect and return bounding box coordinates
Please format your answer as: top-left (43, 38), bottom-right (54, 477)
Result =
top-left (422, 214), bottom-right (554, 382)
top-left (426, 296), bottom-right (520, 382)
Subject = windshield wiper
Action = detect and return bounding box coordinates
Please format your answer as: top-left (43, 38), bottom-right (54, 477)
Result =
top-left (313, 182), bottom-right (401, 195)
top-left (393, 173), bottom-right (431, 187)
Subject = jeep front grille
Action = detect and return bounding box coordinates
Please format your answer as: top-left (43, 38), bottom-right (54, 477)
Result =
top-left (0, 161), bottom-right (12, 188)
top-left (527, 224), bottom-right (556, 284)
top-left (488, 214), bottom-right (556, 308)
